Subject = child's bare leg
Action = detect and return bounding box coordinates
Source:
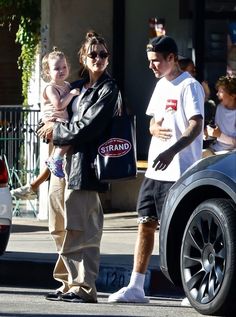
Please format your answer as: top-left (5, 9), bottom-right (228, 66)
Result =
top-left (52, 145), bottom-right (70, 158)
top-left (31, 167), bottom-right (51, 192)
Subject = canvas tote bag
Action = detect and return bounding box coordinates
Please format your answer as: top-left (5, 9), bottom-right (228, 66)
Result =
top-left (95, 94), bottom-right (137, 182)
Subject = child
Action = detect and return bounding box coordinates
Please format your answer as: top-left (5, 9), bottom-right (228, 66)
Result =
top-left (41, 47), bottom-right (80, 177)
top-left (11, 47), bottom-right (80, 200)
top-left (203, 75), bottom-right (236, 157)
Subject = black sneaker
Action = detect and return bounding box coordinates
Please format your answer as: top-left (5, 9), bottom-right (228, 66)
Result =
top-left (45, 290), bottom-right (63, 301)
top-left (61, 292), bottom-right (97, 303)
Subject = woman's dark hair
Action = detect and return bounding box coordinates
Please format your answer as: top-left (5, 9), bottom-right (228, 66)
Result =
top-left (78, 30), bottom-right (109, 78)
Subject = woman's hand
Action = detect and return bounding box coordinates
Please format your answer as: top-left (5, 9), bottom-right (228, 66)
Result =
top-left (37, 121), bottom-right (54, 140)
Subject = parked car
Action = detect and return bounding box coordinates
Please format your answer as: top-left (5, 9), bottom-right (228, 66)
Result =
top-left (160, 150), bottom-right (236, 316)
top-left (0, 155), bottom-right (12, 255)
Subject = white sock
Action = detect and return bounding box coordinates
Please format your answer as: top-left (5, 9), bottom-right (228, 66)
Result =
top-left (128, 271), bottom-right (145, 291)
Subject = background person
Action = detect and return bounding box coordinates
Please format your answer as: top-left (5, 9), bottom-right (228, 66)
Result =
top-left (203, 75), bottom-right (236, 157)
top-left (37, 30), bottom-right (121, 304)
top-left (178, 56), bottom-right (216, 129)
top-left (178, 57), bottom-right (211, 98)
top-left (108, 35), bottom-right (204, 304)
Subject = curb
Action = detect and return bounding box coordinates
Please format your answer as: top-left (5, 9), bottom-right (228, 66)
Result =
top-left (0, 253), bottom-right (183, 297)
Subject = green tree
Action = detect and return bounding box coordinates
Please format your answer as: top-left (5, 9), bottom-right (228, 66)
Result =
top-left (0, 0), bottom-right (41, 104)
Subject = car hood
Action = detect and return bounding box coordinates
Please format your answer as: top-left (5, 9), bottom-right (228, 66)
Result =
top-left (174, 150), bottom-right (236, 188)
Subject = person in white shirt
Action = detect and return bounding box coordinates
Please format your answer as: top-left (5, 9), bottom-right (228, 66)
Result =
top-left (108, 35), bottom-right (205, 303)
top-left (203, 75), bottom-right (236, 157)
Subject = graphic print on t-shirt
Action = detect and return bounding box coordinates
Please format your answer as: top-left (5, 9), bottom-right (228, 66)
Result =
top-left (165, 99), bottom-right (177, 113)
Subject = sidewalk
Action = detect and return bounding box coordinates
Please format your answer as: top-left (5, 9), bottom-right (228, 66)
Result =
top-left (0, 212), bottom-right (183, 297)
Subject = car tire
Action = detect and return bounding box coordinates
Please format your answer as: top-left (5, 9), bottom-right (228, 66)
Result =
top-left (180, 198), bottom-right (236, 316)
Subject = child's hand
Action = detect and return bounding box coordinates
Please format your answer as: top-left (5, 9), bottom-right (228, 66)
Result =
top-left (206, 124), bottom-right (221, 138)
top-left (203, 127), bottom-right (208, 140)
top-left (70, 88), bottom-right (80, 96)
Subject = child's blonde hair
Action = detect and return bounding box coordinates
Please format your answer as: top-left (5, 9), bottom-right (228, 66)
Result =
top-left (41, 46), bottom-right (67, 82)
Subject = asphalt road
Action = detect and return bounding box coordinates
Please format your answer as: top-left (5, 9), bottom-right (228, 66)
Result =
top-left (0, 286), bottom-right (212, 317)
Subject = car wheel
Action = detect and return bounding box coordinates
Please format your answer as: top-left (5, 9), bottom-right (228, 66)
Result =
top-left (181, 198), bottom-right (236, 316)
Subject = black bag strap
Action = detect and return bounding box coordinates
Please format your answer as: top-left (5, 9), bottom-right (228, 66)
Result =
top-left (117, 92), bottom-right (123, 116)
top-left (116, 91), bottom-right (130, 117)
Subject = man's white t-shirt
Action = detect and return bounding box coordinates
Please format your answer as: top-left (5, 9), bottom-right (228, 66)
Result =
top-left (145, 71), bottom-right (205, 182)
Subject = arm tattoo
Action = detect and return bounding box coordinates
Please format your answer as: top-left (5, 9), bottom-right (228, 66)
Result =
top-left (169, 115), bottom-right (203, 155)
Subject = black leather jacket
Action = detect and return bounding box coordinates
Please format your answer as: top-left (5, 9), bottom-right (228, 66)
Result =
top-left (53, 72), bottom-right (120, 191)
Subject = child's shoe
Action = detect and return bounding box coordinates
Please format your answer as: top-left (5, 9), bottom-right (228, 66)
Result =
top-left (46, 157), bottom-right (65, 178)
top-left (11, 184), bottom-right (37, 200)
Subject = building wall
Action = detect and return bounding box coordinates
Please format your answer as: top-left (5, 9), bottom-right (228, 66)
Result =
top-left (40, 0), bottom-right (200, 160)
top-left (41, 0), bottom-right (113, 82)
top-left (38, 0), bottom-right (232, 213)
top-left (123, 0), bottom-right (192, 158)
top-left (38, 0), bottom-right (193, 213)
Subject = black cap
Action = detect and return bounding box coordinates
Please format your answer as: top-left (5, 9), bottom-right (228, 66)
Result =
top-left (146, 36), bottom-right (178, 54)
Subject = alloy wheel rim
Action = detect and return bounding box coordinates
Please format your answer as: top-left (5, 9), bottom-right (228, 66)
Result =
top-left (182, 210), bottom-right (226, 304)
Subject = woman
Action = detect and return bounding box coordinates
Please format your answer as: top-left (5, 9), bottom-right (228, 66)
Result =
top-left (38, 31), bottom-right (120, 303)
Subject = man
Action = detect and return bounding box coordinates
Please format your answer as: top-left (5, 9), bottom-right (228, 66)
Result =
top-left (108, 35), bottom-right (205, 303)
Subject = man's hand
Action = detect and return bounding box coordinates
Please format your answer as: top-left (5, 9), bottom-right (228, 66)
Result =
top-left (152, 115), bottom-right (203, 171)
top-left (37, 121), bottom-right (54, 140)
top-left (152, 148), bottom-right (175, 171)
top-left (149, 118), bottom-right (172, 140)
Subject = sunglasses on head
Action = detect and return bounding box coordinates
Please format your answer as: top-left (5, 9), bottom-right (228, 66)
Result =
top-left (87, 51), bottom-right (109, 59)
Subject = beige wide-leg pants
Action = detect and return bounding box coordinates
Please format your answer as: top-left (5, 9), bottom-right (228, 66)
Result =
top-left (48, 174), bottom-right (104, 302)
